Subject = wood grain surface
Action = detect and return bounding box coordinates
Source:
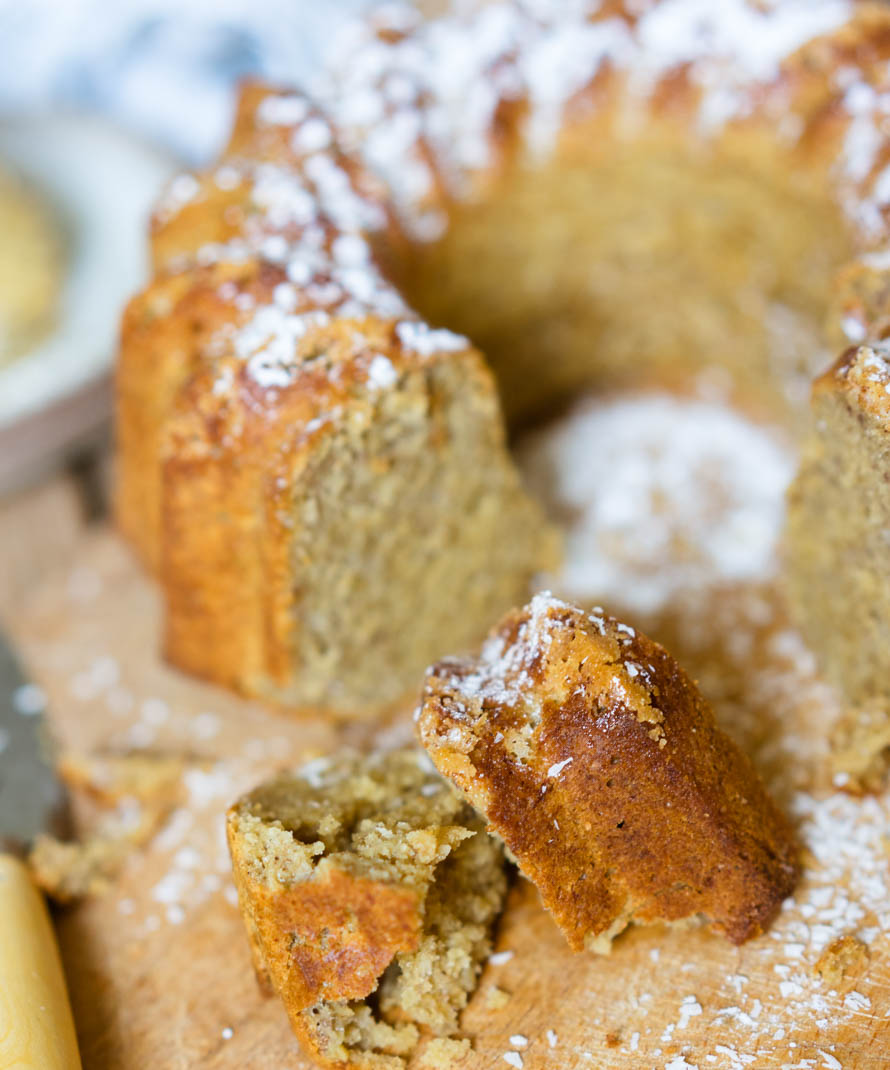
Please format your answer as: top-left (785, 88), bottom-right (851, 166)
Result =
top-left (2, 487), bottom-right (889, 1070)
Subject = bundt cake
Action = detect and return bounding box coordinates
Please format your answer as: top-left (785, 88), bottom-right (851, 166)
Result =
top-left (118, 0), bottom-right (890, 717)
top-left (415, 593), bottom-right (799, 952)
top-left (226, 749), bottom-right (507, 1068)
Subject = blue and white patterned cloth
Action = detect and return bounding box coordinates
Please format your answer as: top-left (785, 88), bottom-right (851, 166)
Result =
top-left (0, 0), bottom-right (374, 163)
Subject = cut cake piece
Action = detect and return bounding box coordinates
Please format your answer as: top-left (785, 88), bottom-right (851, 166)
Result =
top-left (226, 749), bottom-right (507, 1068)
top-left (416, 593), bottom-right (799, 952)
top-left (787, 343), bottom-right (890, 732)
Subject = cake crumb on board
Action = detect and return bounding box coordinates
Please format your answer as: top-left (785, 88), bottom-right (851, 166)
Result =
top-left (28, 750), bottom-right (186, 902)
top-left (484, 986), bottom-right (511, 1010)
top-left (815, 936), bottom-right (870, 993)
top-left (418, 1037), bottom-right (471, 1068)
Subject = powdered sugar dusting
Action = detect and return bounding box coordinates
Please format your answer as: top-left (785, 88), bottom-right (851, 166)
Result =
top-left (835, 71), bottom-right (890, 241)
top-left (366, 352), bottom-right (399, 389)
top-left (395, 319), bottom-right (468, 356)
top-left (173, 87), bottom-right (475, 397)
top-left (154, 90), bottom-right (423, 397)
top-left (165, 2), bottom-right (890, 408)
top-left (256, 93), bottom-right (311, 127)
top-left (154, 172), bottom-right (201, 223)
top-left (429, 590), bottom-right (569, 714)
top-left (235, 307), bottom-right (332, 389)
top-left (634, 0), bottom-right (850, 108)
top-left (317, 0), bottom-right (854, 236)
top-left (519, 16), bottom-right (633, 154)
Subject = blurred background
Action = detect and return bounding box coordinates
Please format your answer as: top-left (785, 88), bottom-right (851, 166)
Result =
top-left (0, 0), bottom-right (378, 604)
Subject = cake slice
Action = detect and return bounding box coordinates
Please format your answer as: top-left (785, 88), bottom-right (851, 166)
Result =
top-left (226, 750), bottom-right (507, 1068)
top-left (787, 344), bottom-right (890, 706)
top-left (786, 342), bottom-right (890, 787)
top-left (416, 593), bottom-right (799, 952)
top-left (117, 85), bottom-right (558, 720)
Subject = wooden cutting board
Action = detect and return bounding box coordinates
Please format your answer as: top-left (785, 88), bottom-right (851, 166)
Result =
top-left (4, 495), bottom-right (890, 1069)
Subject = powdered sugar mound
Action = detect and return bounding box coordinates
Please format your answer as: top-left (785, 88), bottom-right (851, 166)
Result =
top-left (518, 393), bottom-right (795, 617)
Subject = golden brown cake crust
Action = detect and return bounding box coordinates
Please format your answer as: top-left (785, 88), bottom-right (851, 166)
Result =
top-left (416, 593), bottom-right (799, 951)
top-left (228, 848), bottom-right (425, 1010)
top-left (228, 752), bottom-right (459, 1009)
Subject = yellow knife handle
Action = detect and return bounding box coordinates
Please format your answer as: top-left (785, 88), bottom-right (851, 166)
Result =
top-left (0, 854), bottom-right (82, 1069)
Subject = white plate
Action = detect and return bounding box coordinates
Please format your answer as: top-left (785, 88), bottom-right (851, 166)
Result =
top-left (0, 115), bottom-right (176, 492)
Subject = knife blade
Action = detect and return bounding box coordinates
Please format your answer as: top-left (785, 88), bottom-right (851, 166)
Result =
top-left (0, 628), bottom-right (82, 1070)
top-left (0, 629), bottom-right (67, 850)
